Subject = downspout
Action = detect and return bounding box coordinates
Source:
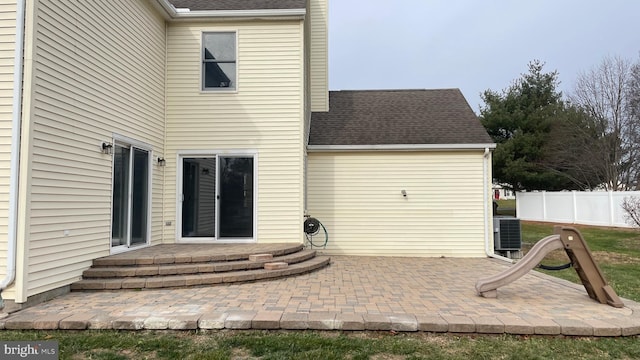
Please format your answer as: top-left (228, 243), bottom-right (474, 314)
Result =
top-left (483, 147), bottom-right (513, 263)
top-left (0, 0), bottom-right (26, 302)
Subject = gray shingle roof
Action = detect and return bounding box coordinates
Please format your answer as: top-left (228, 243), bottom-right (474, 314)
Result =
top-left (309, 89), bottom-right (493, 146)
top-left (168, 0), bottom-right (306, 11)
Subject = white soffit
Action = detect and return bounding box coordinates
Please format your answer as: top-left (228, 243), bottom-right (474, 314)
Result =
top-left (153, 0), bottom-right (306, 21)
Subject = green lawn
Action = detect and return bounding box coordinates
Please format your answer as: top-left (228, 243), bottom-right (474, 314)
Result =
top-left (2, 222), bottom-right (639, 359)
top-left (495, 199), bottom-right (516, 216)
top-left (1, 329), bottom-right (640, 359)
top-left (521, 222), bottom-right (640, 302)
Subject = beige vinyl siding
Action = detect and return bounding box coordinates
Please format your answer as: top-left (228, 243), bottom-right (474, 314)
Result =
top-left (0, 0), bottom-right (16, 296)
top-left (18, 0), bottom-right (165, 300)
top-left (307, 151), bottom-right (488, 257)
top-left (309, 0), bottom-right (328, 111)
top-left (165, 21), bottom-right (305, 244)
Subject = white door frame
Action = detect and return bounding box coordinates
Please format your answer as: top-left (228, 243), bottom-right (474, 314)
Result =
top-left (110, 134), bottom-right (153, 254)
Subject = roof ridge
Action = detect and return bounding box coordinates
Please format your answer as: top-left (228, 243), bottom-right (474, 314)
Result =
top-left (328, 88), bottom-right (461, 93)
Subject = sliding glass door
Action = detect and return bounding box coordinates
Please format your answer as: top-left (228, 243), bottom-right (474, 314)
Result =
top-left (219, 156), bottom-right (254, 238)
top-left (111, 143), bottom-right (150, 250)
top-left (180, 154), bottom-right (254, 241)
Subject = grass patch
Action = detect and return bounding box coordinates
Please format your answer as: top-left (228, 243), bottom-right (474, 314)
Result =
top-left (2, 330), bottom-right (640, 359)
top-left (521, 222), bottom-right (640, 301)
top-left (495, 199), bottom-right (515, 209)
top-left (495, 199), bottom-right (516, 216)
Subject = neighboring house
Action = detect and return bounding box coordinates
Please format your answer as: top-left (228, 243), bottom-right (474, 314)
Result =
top-left (307, 90), bottom-right (495, 257)
top-left (0, 0), bottom-right (494, 310)
top-left (493, 184), bottom-right (516, 200)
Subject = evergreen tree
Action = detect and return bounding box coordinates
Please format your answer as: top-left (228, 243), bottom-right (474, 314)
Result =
top-left (480, 60), bottom-right (578, 191)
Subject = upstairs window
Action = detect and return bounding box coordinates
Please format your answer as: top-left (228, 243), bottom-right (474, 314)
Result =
top-left (202, 32), bottom-right (237, 91)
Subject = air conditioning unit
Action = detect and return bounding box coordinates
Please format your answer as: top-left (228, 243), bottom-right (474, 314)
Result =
top-left (493, 216), bottom-right (521, 251)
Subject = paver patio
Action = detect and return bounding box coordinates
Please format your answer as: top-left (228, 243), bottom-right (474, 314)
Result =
top-left (2, 256), bottom-right (639, 336)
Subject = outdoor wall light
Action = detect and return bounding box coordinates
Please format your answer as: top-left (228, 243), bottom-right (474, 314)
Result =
top-left (101, 142), bottom-right (113, 155)
top-left (157, 157), bottom-right (166, 166)
top-left (401, 190), bottom-right (407, 197)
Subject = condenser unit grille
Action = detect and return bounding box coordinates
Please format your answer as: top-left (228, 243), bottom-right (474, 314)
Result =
top-left (494, 217), bottom-right (521, 251)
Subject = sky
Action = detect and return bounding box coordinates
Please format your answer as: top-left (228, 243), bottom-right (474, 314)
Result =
top-left (328, 0), bottom-right (640, 114)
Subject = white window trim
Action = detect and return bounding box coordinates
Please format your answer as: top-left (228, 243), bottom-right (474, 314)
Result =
top-left (200, 30), bottom-right (239, 94)
top-left (110, 134), bottom-right (154, 254)
top-left (176, 149), bottom-right (258, 244)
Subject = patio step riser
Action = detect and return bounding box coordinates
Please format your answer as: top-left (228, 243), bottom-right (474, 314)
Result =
top-left (71, 256), bottom-right (330, 291)
top-left (92, 244), bottom-right (304, 267)
top-left (82, 250), bottom-right (317, 279)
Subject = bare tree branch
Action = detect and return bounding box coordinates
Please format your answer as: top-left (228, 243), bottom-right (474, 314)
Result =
top-left (622, 196), bottom-right (640, 228)
top-left (568, 55), bottom-right (640, 190)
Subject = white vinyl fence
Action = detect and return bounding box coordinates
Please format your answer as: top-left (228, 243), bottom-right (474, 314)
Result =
top-left (516, 191), bottom-right (640, 228)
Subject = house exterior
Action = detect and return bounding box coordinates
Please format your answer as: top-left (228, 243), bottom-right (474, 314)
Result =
top-left (0, 0), bottom-right (328, 309)
top-left (307, 90), bottom-right (496, 257)
top-left (0, 0), bottom-right (495, 310)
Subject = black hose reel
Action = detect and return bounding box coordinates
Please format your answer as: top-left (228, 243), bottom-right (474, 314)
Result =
top-left (303, 216), bottom-right (328, 248)
top-left (304, 217), bottom-right (320, 235)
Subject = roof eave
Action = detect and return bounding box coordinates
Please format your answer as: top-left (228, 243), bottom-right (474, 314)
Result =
top-left (154, 0), bottom-right (306, 21)
top-left (307, 143), bottom-right (497, 152)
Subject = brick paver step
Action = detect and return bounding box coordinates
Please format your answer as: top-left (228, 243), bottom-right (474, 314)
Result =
top-left (264, 262), bottom-right (288, 270)
top-left (71, 256), bottom-right (330, 291)
top-left (81, 250), bottom-right (317, 279)
top-left (249, 254), bottom-right (273, 261)
top-left (92, 243), bottom-right (304, 267)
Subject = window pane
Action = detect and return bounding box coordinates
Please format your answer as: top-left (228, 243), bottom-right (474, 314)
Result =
top-left (204, 62), bottom-right (236, 88)
top-left (203, 33), bottom-right (235, 61)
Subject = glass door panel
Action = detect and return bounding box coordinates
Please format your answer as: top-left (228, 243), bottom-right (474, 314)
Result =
top-left (111, 145), bottom-right (130, 247)
top-left (130, 148), bottom-right (149, 246)
top-left (218, 156), bottom-right (254, 238)
top-left (181, 158), bottom-right (216, 237)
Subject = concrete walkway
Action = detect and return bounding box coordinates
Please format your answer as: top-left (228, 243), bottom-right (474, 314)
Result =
top-left (2, 256), bottom-right (640, 336)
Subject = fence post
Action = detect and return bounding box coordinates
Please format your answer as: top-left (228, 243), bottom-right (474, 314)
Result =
top-left (572, 190), bottom-right (578, 224)
top-left (609, 191), bottom-right (615, 226)
top-left (542, 191), bottom-right (547, 221)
